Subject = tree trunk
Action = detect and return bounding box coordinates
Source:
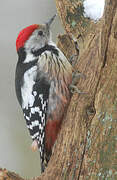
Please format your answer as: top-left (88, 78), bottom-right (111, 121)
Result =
top-left (1, 0), bottom-right (117, 179)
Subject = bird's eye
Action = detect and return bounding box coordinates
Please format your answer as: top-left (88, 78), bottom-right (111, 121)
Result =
top-left (38, 31), bottom-right (43, 36)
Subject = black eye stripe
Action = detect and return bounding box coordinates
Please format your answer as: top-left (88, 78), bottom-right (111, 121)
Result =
top-left (38, 31), bottom-right (43, 36)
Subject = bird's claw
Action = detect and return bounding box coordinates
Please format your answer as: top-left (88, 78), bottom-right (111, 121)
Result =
top-left (69, 84), bottom-right (86, 94)
top-left (72, 71), bottom-right (86, 86)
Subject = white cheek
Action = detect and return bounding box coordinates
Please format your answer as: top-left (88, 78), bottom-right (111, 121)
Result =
top-left (25, 33), bottom-right (49, 52)
top-left (21, 66), bottom-right (37, 109)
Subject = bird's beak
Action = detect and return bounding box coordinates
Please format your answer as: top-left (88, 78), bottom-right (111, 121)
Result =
top-left (46, 14), bottom-right (57, 29)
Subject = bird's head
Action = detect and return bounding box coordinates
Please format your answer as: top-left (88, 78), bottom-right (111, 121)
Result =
top-left (16, 14), bottom-right (56, 52)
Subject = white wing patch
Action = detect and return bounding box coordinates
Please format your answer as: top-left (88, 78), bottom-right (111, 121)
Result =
top-left (21, 66), bottom-right (37, 109)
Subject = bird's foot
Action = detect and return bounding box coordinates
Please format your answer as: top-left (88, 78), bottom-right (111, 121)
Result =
top-left (69, 84), bottom-right (86, 94)
top-left (71, 71), bottom-right (86, 87)
top-left (70, 71), bottom-right (86, 94)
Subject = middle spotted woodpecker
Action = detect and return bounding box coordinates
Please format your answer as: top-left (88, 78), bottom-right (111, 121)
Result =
top-left (15, 14), bottom-right (73, 172)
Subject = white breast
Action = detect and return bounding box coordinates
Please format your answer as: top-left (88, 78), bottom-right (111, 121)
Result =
top-left (21, 66), bottom-right (37, 109)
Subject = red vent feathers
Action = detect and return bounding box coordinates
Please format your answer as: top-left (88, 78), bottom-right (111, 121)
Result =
top-left (16, 24), bottom-right (39, 51)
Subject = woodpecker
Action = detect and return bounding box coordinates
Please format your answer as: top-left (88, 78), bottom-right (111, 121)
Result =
top-left (15, 14), bottom-right (73, 172)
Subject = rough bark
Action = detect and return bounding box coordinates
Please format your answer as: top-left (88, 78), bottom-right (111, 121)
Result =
top-left (1, 0), bottom-right (117, 179)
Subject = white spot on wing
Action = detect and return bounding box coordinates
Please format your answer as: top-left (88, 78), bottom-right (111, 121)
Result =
top-left (39, 123), bottom-right (43, 131)
top-left (26, 116), bottom-right (30, 120)
top-left (27, 125), bottom-right (33, 130)
top-left (39, 111), bottom-right (42, 117)
top-left (35, 107), bottom-right (39, 112)
top-left (33, 91), bottom-right (37, 96)
top-left (31, 107), bottom-right (35, 114)
top-left (32, 120), bottom-right (39, 127)
top-left (42, 101), bottom-right (47, 110)
top-left (31, 132), bottom-right (39, 139)
top-left (39, 147), bottom-right (42, 155)
top-left (39, 94), bottom-right (43, 100)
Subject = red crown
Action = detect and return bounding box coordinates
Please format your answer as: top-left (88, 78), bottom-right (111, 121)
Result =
top-left (16, 24), bottom-right (39, 51)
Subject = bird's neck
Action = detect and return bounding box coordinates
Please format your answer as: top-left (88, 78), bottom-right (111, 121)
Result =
top-left (17, 43), bottom-right (59, 63)
top-left (31, 44), bottom-right (59, 57)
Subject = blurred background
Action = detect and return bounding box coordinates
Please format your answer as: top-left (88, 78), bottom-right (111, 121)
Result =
top-left (0, 0), bottom-right (64, 178)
